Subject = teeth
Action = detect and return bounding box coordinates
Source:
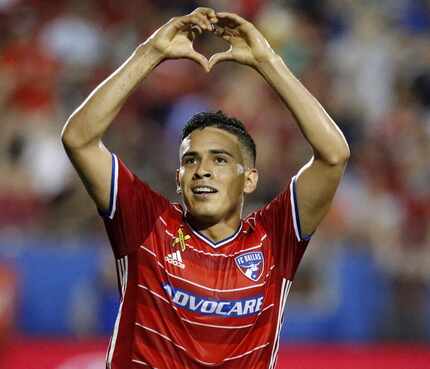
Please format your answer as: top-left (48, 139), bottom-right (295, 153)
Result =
top-left (193, 186), bottom-right (217, 194)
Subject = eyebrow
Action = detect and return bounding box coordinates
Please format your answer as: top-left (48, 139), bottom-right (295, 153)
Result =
top-left (181, 149), bottom-right (235, 159)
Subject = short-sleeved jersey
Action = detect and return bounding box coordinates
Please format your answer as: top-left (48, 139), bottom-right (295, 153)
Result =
top-left (102, 154), bottom-right (311, 369)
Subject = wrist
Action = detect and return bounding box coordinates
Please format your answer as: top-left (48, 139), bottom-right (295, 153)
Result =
top-left (255, 54), bottom-right (294, 82)
top-left (133, 42), bottom-right (165, 67)
top-left (255, 53), bottom-right (283, 72)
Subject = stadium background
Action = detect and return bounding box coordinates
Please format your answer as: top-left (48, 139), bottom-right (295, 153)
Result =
top-left (1, 0), bottom-right (430, 368)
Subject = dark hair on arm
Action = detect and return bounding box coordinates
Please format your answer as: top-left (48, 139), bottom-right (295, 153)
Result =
top-left (181, 111), bottom-right (257, 166)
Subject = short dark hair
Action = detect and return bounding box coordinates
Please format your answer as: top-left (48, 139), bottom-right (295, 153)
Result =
top-left (181, 111), bottom-right (256, 166)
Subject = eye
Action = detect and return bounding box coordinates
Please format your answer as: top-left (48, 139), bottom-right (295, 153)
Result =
top-left (215, 156), bottom-right (228, 164)
top-left (183, 157), bottom-right (196, 165)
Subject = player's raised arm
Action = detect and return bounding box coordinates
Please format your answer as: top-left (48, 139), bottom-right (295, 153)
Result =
top-left (61, 8), bottom-right (217, 213)
top-left (209, 12), bottom-right (350, 238)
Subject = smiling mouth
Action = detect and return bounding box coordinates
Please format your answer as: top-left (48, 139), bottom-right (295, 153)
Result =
top-left (191, 186), bottom-right (218, 197)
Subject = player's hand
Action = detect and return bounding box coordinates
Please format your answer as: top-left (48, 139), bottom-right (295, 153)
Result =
top-left (144, 8), bottom-right (217, 72)
top-left (208, 12), bottom-right (276, 70)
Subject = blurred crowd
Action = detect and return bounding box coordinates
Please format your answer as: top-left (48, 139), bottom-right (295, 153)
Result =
top-left (1, 0), bottom-right (430, 341)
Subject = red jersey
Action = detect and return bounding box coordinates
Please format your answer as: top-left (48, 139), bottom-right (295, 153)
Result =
top-left (102, 154), bottom-right (310, 369)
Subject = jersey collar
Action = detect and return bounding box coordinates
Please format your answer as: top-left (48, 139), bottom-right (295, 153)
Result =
top-left (186, 221), bottom-right (243, 249)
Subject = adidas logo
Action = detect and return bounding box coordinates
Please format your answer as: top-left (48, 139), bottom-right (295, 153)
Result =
top-left (165, 250), bottom-right (185, 269)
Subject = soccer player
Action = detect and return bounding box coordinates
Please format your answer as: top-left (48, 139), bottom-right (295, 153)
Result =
top-left (61, 7), bottom-right (349, 369)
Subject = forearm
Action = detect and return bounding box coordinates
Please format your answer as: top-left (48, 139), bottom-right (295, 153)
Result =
top-left (257, 55), bottom-right (350, 165)
top-left (61, 43), bottom-right (163, 149)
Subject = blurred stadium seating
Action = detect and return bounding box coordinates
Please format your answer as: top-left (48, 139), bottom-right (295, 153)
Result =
top-left (0, 0), bottom-right (429, 367)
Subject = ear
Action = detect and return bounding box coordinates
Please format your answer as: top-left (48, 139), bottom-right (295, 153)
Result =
top-left (243, 168), bottom-right (258, 194)
top-left (176, 168), bottom-right (180, 189)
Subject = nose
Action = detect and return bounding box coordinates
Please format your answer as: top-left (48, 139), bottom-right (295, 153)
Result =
top-left (193, 159), bottom-right (212, 179)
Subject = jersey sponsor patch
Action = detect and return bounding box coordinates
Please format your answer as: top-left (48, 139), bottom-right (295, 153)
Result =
top-left (163, 283), bottom-right (264, 317)
top-left (235, 251), bottom-right (264, 282)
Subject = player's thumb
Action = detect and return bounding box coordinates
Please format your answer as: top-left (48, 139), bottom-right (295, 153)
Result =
top-left (187, 50), bottom-right (209, 72)
top-left (208, 50), bottom-right (232, 71)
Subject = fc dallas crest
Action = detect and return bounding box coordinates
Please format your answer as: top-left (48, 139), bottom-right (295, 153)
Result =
top-left (235, 251), bottom-right (264, 282)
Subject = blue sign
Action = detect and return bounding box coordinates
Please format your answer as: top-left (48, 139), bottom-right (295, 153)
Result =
top-left (163, 284), bottom-right (263, 317)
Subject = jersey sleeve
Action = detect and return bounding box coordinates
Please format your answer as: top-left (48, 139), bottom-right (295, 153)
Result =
top-left (253, 175), bottom-right (312, 279)
top-left (99, 153), bottom-right (170, 258)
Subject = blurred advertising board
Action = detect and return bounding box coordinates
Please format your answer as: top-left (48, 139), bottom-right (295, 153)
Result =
top-left (0, 263), bottom-right (16, 335)
top-left (0, 339), bottom-right (107, 369)
top-left (1, 340), bottom-right (429, 369)
top-left (0, 262), bottom-right (17, 354)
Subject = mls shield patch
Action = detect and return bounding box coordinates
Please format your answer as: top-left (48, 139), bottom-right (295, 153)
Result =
top-left (235, 251), bottom-right (264, 282)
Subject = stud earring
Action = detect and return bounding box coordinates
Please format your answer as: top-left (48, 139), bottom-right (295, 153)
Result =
top-left (176, 187), bottom-right (182, 194)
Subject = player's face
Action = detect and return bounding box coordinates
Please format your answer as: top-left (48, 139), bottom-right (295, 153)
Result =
top-left (177, 127), bottom-right (257, 224)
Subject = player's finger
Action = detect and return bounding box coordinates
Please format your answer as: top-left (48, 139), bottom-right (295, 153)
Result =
top-left (222, 33), bottom-right (232, 41)
top-left (187, 28), bottom-right (197, 42)
top-left (190, 9), bottom-right (217, 33)
top-left (208, 49), bottom-right (233, 70)
top-left (216, 12), bottom-right (247, 27)
top-left (186, 25), bottom-right (201, 42)
top-left (193, 13), bottom-right (213, 31)
top-left (213, 25), bottom-right (236, 41)
top-left (187, 51), bottom-right (210, 73)
top-left (190, 24), bottom-right (203, 36)
top-left (213, 24), bottom-right (224, 37)
top-left (191, 7), bottom-right (218, 23)
top-left (185, 14), bottom-right (211, 31)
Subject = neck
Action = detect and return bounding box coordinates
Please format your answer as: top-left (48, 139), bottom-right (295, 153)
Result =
top-left (186, 214), bottom-right (241, 243)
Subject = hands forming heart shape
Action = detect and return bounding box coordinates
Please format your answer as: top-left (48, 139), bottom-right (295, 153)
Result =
top-left (146, 7), bottom-right (276, 72)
